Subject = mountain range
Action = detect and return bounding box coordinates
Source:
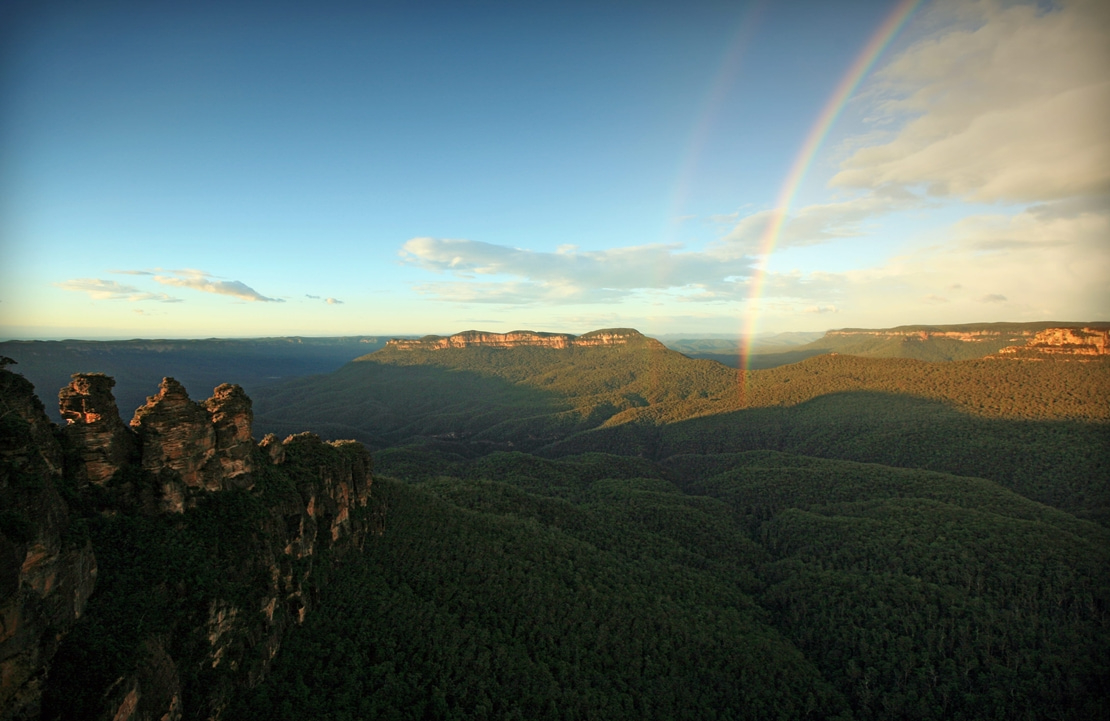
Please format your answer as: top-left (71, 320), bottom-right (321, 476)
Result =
top-left (1, 322), bottom-right (1107, 720)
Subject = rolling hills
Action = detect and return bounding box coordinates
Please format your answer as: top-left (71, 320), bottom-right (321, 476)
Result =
top-left (682, 321), bottom-right (1110, 366)
top-left (4, 323), bottom-right (1108, 720)
top-left (253, 328), bottom-right (1110, 523)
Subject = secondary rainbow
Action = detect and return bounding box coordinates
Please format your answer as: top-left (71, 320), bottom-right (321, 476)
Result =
top-left (738, 0), bottom-right (922, 386)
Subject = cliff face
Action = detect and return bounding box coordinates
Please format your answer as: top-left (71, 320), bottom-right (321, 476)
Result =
top-left (825, 328), bottom-right (1036, 343)
top-left (386, 328), bottom-right (658, 351)
top-left (58, 373), bottom-right (137, 485)
top-left (0, 364), bottom-right (97, 721)
top-left (126, 378), bottom-right (258, 513)
top-left (823, 324), bottom-right (1110, 360)
top-left (1, 366), bottom-right (374, 721)
top-left (996, 327), bottom-right (1110, 358)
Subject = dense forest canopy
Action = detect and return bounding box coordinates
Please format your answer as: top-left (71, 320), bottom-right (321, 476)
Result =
top-left (2, 324), bottom-right (1107, 720)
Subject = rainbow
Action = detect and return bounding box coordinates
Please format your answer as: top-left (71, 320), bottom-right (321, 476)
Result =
top-left (737, 0), bottom-right (922, 396)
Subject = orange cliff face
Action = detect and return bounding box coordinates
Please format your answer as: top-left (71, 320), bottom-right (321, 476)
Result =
top-left (825, 329), bottom-right (1037, 343)
top-left (824, 325), bottom-right (1110, 359)
top-left (58, 373), bottom-right (139, 485)
top-left (996, 327), bottom-right (1110, 358)
top-left (385, 328), bottom-right (660, 351)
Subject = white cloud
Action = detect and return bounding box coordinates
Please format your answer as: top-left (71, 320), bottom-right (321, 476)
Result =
top-left (150, 269), bottom-right (283, 302)
top-left (833, 0), bottom-right (1110, 203)
top-left (56, 278), bottom-right (181, 303)
top-left (720, 191), bottom-right (915, 256)
top-left (752, 202), bottom-right (1109, 323)
top-left (400, 237), bottom-right (756, 304)
top-left (325, 297), bottom-right (343, 305)
top-left (391, 1), bottom-right (1107, 327)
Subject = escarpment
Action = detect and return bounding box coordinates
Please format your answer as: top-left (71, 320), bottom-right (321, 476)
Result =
top-left (825, 323), bottom-right (1110, 356)
top-left (384, 327), bottom-right (660, 351)
top-left (995, 327), bottom-right (1110, 358)
top-left (0, 364), bottom-right (374, 721)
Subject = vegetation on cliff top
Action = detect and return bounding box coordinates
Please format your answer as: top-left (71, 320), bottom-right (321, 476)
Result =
top-left (239, 452), bottom-right (1109, 720)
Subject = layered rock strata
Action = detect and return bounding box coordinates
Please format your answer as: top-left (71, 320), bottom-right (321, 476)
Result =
top-left (826, 329), bottom-right (1035, 342)
top-left (386, 327), bottom-right (658, 351)
top-left (996, 327), bottom-right (1110, 358)
top-left (57, 373), bottom-right (137, 485)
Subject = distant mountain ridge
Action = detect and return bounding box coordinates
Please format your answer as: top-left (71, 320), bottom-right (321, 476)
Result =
top-left (4, 329), bottom-right (1109, 719)
top-left (383, 328), bottom-right (658, 352)
top-left (751, 320), bottom-right (1110, 364)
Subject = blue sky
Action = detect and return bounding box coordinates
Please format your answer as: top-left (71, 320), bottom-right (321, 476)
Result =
top-left (1, 0), bottom-right (1106, 339)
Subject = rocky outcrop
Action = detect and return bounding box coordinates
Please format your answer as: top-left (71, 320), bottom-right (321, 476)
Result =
top-left (386, 328), bottom-right (658, 351)
top-left (996, 327), bottom-right (1110, 358)
top-left (92, 431), bottom-right (373, 721)
top-left (825, 328), bottom-right (1036, 343)
top-left (1, 363), bottom-right (97, 721)
top-left (58, 373), bottom-right (137, 485)
top-left (3, 366), bottom-right (375, 721)
top-left (128, 378), bottom-right (256, 512)
top-left (205, 384), bottom-right (254, 484)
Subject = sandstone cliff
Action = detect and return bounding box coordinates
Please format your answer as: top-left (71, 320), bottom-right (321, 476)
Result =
top-left (827, 329), bottom-right (1033, 342)
top-left (820, 323), bottom-right (1110, 361)
top-left (58, 373), bottom-right (137, 486)
top-left (385, 328), bottom-right (659, 351)
top-left (995, 327), bottom-right (1110, 359)
top-left (0, 361), bottom-right (97, 721)
top-left (1, 365), bottom-right (375, 721)
top-left (126, 378), bottom-right (257, 512)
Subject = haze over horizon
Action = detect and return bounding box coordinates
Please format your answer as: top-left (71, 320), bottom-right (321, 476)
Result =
top-left (1, 0), bottom-right (1106, 341)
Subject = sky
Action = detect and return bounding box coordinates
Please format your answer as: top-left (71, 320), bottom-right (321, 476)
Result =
top-left (1, 0), bottom-right (1106, 340)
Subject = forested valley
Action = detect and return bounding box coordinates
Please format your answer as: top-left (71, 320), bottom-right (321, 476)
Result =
top-left (2, 325), bottom-right (1107, 719)
top-left (238, 329), bottom-right (1109, 719)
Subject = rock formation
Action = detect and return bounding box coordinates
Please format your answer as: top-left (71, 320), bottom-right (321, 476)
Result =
top-left (386, 327), bottom-right (658, 351)
top-left (1, 366), bottom-right (374, 721)
top-left (996, 327), bottom-right (1110, 358)
top-left (205, 383), bottom-right (255, 484)
top-left (1, 363), bottom-right (97, 721)
top-left (825, 328), bottom-right (1037, 343)
top-left (125, 378), bottom-right (257, 512)
top-left (823, 323), bottom-right (1110, 360)
top-left (58, 373), bottom-right (137, 485)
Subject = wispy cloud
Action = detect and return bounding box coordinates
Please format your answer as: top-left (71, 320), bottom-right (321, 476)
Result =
top-left (832, 0), bottom-right (1110, 203)
top-left (305, 294), bottom-right (343, 304)
top-left (749, 202), bottom-right (1109, 324)
top-left (392, 0), bottom-right (1107, 326)
top-left (719, 191), bottom-right (917, 256)
top-left (400, 237), bottom-right (756, 305)
top-left (56, 278), bottom-right (181, 302)
top-left (149, 269), bottom-right (283, 302)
